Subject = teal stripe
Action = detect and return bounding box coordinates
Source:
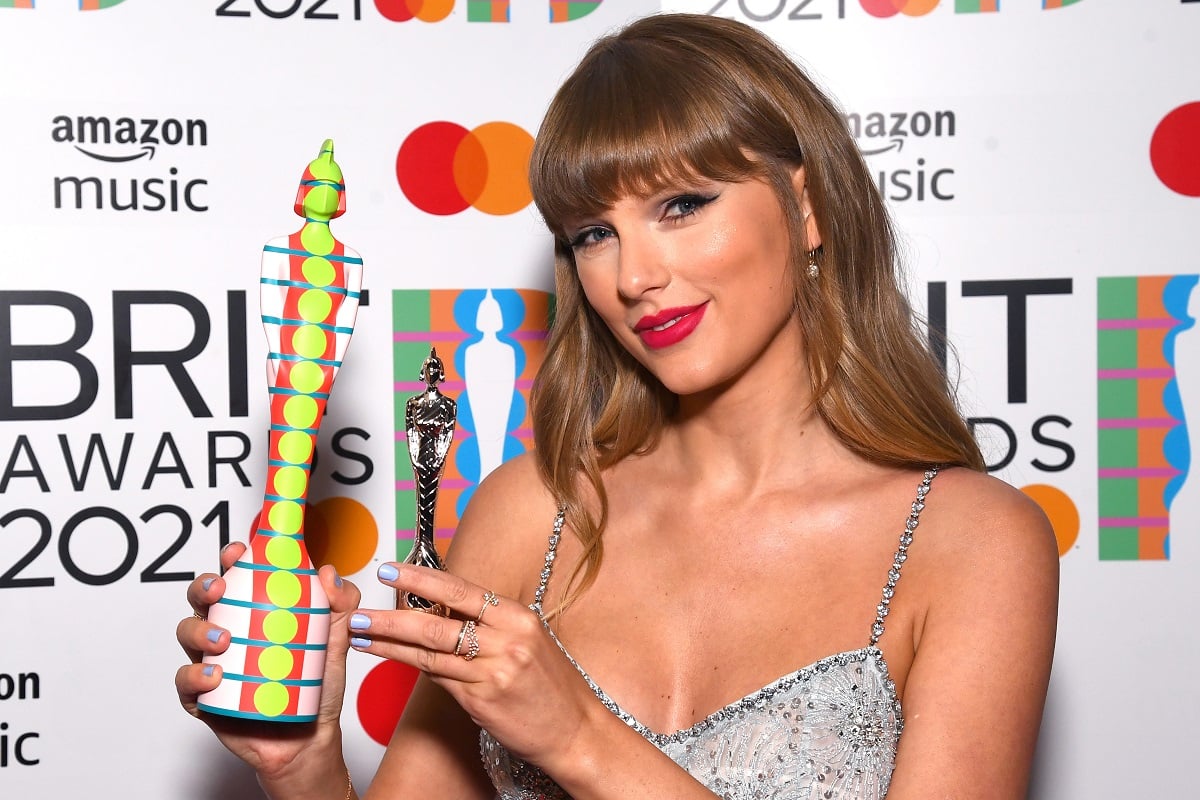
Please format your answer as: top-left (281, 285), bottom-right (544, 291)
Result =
top-left (195, 703), bottom-right (317, 723)
top-left (214, 597), bottom-right (330, 614)
top-left (216, 673), bottom-right (323, 687)
top-left (269, 423), bottom-right (319, 434)
top-left (268, 352), bottom-right (342, 367)
top-left (261, 246), bottom-right (364, 265)
top-left (256, 529), bottom-right (305, 539)
top-left (260, 276), bottom-right (360, 296)
top-left (260, 315), bottom-right (355, 334)
top-left (230, 636), bottom-right (328, 651)
top-left (231, 560), bottom-right (317, 575)
top-left (268, 459), bottom-right (311, 470)
top-left (269, 387), bottom-right (331, 399)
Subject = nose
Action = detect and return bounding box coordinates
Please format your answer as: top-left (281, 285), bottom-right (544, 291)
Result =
top-left (615, 230), bottom-right (671, 301)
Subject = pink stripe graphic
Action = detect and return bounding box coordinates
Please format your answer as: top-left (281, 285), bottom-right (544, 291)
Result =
top-left (1098, 517), bottom-right (1170, 527)
top-left (394, 331), bottom-right (469, 342)
top-left (1096, 318), bottom-right (1177, 330)
top-left (396, 380), bottom-right (467, 392)
top-left (396, 529), bottom-right (456, 540)
top-left (1098, 368), bottom-right (1175, 379)
top-left (1097, 418), bottom-right (1178, 429)
top-left (396, 478), bottom-right (474, 490)
top-left (394, 379), bottom-right (535, 392)
top-left (1098, 467), bottom-right (1181, 478)
top-left (394, 330), bottom-right (547, 342)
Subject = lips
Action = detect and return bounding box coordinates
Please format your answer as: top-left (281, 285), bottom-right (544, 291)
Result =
top-left (633, 303), bottom-right (707, 349)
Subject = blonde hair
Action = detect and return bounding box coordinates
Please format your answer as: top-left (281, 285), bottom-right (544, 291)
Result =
top-left (529, 13), bottom-right (984, 611)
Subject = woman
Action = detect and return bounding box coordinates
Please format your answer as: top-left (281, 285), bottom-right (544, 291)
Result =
top-left (176, 13), bottom-right (1058, 799)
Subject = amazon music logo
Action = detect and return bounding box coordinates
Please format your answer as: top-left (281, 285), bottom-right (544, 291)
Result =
top-left (845, 107), bottom-right (957, 203)
top-left (50, 114), bottom-right (209, 212)
top-left (395, 121), bottom-right (534, 216)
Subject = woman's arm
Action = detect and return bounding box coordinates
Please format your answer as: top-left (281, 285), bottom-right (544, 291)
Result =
top-left (886, 470), bottom-right (1060, 799)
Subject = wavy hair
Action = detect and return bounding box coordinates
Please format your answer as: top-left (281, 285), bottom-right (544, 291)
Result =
top-left (528, 13), bottom-right (984, 612)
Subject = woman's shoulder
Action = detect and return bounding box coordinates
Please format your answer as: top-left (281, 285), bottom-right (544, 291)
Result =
top-left (443, 451), bottom-right (560, 603)
top-left (915, 465), bottom-right (1059, 586)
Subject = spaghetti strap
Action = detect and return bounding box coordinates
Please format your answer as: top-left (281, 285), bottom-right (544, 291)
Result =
top-left (531, 508), bottom-right (567, 617)
top-left (869, 468), bottom-right (938, 647)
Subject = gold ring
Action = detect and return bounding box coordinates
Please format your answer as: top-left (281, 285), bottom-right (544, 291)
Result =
top-left (453, 620), bottom-right (479, 661)
top-left (193, 612), bottom-right (206, 621)
top-left (475, 590), bottom-right (499, 623)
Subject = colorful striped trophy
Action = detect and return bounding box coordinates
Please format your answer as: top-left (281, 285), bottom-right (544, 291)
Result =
top-left (198, 140), bottom-right (363, 722)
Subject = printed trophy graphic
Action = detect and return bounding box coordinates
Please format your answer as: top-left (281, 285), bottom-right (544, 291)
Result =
top-left (198, 140), bottom-right (363, 722)
top-left (399, 348), bottom-right (458, 613)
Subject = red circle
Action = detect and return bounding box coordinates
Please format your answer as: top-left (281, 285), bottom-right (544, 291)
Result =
top-left (357, 660), bottom-right (420, 746)
top-left (397, 121), bottom-right (472, 215)
top-left (1151, 102), bottom-right (1200, 198)
top-left (373, 0), bottom-right (415, 21)
top-left (859, 0), bottom-right (902, 18)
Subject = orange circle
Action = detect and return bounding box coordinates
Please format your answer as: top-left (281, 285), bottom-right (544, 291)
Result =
top-left (304, 496), bottom-right (378, 576)
top-left (1021, 484), bottom-right (1079, 557)
top-left (465, 122), bottom-right (535, 216)
top-left (413, 0), bottom-right (453, 22)
top-left (900, 0), bottom-right (940, 15)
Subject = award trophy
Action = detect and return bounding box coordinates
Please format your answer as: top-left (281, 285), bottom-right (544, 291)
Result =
top-left (198, 140), bottom-right (363, 722)
top-left (399, 348), bottom-right (457, 613)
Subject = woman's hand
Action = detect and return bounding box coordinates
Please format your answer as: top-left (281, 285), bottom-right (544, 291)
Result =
top-left (348, 562), bottom-right (595, 766)
top-left (174, 542), bottom-right (362, 786)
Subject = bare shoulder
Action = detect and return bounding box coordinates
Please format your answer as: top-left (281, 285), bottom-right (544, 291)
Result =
top-left (884, 468), bottom-right (1060, 796)
top-left (442, 451), bottom-right (559, 604)
top-left (919, 466), bottom-right (1059, 572)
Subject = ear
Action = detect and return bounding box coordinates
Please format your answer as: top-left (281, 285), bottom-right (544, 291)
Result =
top-left (792, 165), bottom-right (822, 250)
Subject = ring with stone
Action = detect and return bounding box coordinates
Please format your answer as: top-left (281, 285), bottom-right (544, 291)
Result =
top-left (475, 590), bottom-right (500, 624)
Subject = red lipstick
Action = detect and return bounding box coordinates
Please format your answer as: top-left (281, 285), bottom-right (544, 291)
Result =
top-left (633, 303), bottom-right (707, 349)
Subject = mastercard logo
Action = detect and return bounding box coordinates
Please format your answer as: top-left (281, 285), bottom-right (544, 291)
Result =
top-left (396, 121), bottom-right (535, 216)
top-left (373, 0), bottom-right (453, 22)
top-left (1151, 102), bottom-right (1200, 198)
top-left (859, 0), bottom-right (939, 17)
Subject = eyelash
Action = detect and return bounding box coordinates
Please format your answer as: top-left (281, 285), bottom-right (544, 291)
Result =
top-left (663, 193), bottom-right (717, 221)
top-left (567, 192), bottom-right (718, 251)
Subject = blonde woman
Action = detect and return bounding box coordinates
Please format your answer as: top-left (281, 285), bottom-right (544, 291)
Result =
top-left (177, 14), bottom-right (1057, 800)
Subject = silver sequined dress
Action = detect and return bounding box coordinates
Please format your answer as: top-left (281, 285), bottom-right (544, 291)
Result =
top-left (481, 469), bottom-right (938, 800)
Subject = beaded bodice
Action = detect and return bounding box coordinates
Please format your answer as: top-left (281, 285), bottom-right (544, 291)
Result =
top-left (480, 469), bottom-right (937, 800)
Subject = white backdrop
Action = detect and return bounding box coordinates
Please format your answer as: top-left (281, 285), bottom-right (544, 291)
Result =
top-left (0, 1), bottom-right (1197, 798)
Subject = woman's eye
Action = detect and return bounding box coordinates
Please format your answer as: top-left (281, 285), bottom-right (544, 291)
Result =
top-left (568, 227), bottom-right (613, 250)
top-left (664, 193), bottom-right (716, 220)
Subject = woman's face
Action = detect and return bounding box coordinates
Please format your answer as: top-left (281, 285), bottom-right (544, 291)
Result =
top-left (565, 167), bottom-right (818, 399)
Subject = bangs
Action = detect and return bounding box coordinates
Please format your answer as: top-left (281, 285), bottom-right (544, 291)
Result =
top-left (531, 36), bottom-right (772, 238)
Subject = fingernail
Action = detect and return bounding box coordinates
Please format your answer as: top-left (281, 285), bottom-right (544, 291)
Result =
top-left (202, 665), bottom-right (215, 677)
top-left (220, 542), bottom-right (237, 554)
top-left (377, 563), bottom-right (399, 582)
top-left (334, 569), bottom-right (343, 588)
top-left (350, 636), bottom-right (372, 649)
top-left (349, 613), bottom-right (371, 631)
top-left (206, 629), bottom-right (222, 643)
top-left (202, 577), bottom-right (215, 592)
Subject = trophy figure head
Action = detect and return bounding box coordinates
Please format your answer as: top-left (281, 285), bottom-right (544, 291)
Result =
top-left (294, 138), bottom-right (346, 221)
